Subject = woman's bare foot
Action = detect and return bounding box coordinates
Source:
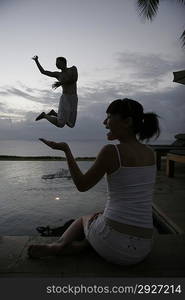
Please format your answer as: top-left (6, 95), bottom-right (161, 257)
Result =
top-left (28, 240), bottom-right (90, 259)
top-left (35, 112), bottom-right (46, 121)
top-left (28, 243), bottom-right (63, 258)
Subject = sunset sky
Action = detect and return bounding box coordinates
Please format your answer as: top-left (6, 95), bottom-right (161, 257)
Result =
top-left (0, 0), bottom-right (184, 145)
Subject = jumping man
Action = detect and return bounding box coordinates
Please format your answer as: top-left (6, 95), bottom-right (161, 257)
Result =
top-left (32, 55), bottom-right (78, 128)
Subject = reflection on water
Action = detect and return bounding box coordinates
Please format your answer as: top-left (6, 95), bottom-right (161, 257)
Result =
top-left (0, 161), bottom-right (106, 235)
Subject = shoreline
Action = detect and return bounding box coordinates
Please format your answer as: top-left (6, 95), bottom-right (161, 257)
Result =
top-left (0, 153), bottom-right (169, 162)
top-left (0, 155), bottom-right (96, 161)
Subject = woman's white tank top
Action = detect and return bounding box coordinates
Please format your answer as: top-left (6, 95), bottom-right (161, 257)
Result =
top-left (103, 145), bottom-right (156, 229)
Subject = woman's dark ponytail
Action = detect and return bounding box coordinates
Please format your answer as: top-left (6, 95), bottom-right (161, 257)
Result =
top-left (106, 98), bottom-right (160, 142)
top-left (138, 112), bottom-right (160, 141)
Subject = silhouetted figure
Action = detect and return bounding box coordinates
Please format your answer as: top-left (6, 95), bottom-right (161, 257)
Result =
top-left (32, 55), bottom-right (78, 128)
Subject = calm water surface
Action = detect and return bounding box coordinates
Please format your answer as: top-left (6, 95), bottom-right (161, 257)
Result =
top-left (0, 138), bottom-right (173, 235)
top-left (0, 161), bottom-right (106, 235)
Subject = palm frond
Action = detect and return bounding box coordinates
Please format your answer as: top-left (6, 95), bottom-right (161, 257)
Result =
top-left (137, 0), bottom-right (160, 21)
top-left (174, 1), bottom-right (185, 48)
top-left (180, 30), bottom-right (185, 48)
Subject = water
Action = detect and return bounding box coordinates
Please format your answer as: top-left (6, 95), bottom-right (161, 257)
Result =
top-left (0, 161), bottom-right (106, 235)
top-left (0, 138), bottom-right (173, 235)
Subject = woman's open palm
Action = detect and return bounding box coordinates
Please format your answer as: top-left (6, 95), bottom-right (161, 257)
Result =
top-left (39, 138), bottom-right (68, 152)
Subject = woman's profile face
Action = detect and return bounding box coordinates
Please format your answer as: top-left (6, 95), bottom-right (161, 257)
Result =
top-left (104, 113), bottom-right (124, 140)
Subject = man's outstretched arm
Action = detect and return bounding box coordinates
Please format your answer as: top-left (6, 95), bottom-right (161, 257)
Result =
top-left (32, 55), bottom-right (59, 79)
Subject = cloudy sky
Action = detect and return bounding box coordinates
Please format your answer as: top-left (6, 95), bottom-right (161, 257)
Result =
top-left (0, 0), bottom-right (185, 149)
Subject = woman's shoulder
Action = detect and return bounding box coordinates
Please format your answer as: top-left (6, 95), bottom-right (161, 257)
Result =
top-left (101, 144), bottom-right (116, 152)
top-left (98, 144), bottom-right (116, 159)
top-left (117, 142), bottom-right (155, 166)
top-left (117, 142), bottom-right (154, 153)
top-left (98, 144), bottom-right (119, 173)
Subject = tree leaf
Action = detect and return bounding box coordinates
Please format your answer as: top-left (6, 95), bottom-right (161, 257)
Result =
top-left (180, 30), bottom-right (185, 47)
top-left (137, 0), bottom-right (160, 21)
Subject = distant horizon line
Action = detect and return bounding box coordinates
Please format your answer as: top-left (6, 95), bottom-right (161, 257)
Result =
top-left (0, 155), bottom-right (96, 161)
top-left (0, 138), bottom-right (174, 142)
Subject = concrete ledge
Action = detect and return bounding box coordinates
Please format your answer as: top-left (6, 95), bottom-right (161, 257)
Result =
top-left (0, 234), bottom-right (185, 277)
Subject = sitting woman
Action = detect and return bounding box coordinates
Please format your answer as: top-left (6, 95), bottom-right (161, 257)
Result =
top-left (28, 98), bottom-right (160, 266)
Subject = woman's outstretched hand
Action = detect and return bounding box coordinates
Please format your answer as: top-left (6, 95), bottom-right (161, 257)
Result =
top-left (32, 55), bottom-right (38, 61)
top-left (39, 138), bottom-right (69, 152)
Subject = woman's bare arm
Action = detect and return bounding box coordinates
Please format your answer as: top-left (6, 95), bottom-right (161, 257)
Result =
top-left (65, 145), bottom-right (109, 192)
top-left (39, 138), bottom-right (111, 192)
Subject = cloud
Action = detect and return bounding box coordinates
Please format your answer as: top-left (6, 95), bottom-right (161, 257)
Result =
top-left (116, 51), bottom-right (185, 80)
top-left (0, 85), bottom-right (59, 107)
top-left (0, 52), bottom-right (184, 143)
top-left (0, 82), bottom-right (184, 143)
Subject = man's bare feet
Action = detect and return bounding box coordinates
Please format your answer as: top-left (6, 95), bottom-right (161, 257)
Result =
top-left (35, 112), bottom-right (46, 121)
top-left (28, 243), bottom-right (62, 258)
